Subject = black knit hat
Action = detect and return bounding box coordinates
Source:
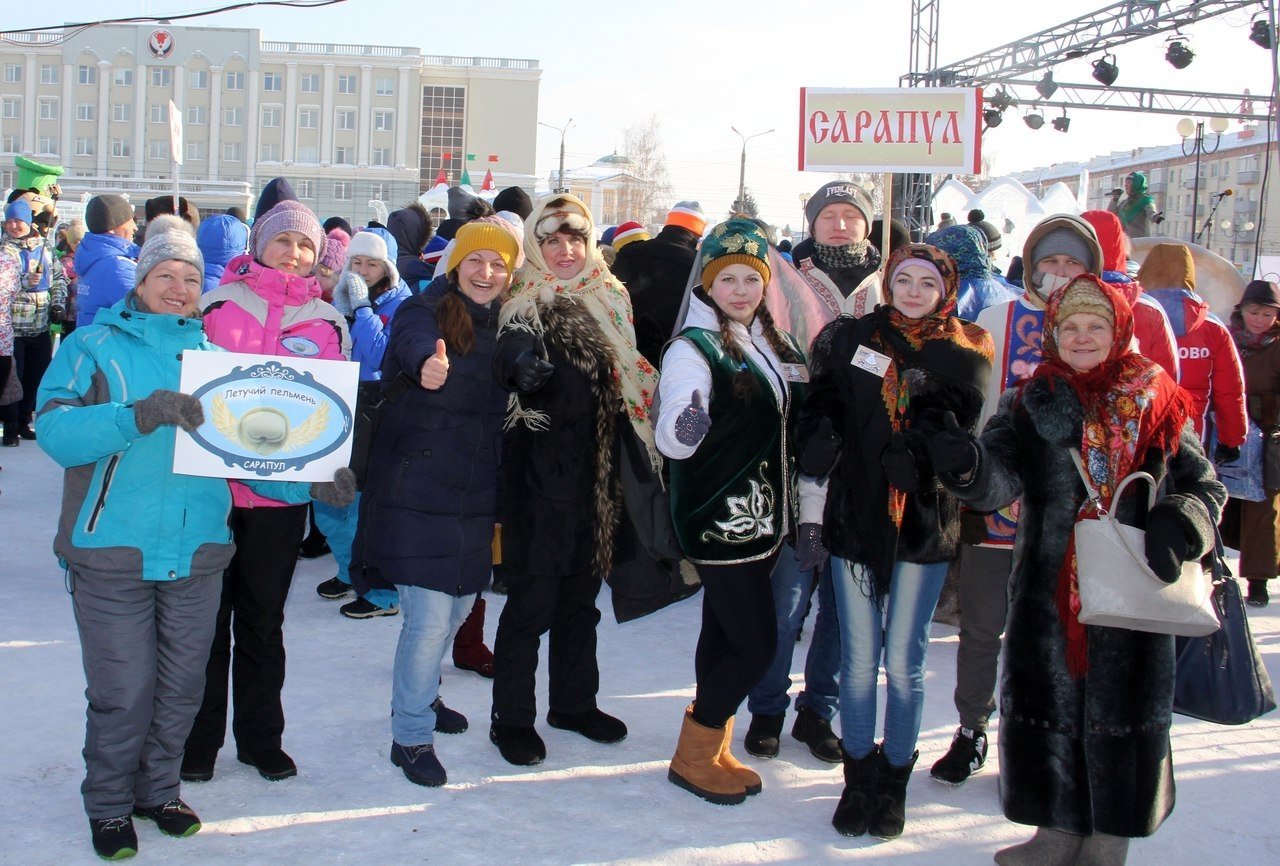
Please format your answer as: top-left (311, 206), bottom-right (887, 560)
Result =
top-left (493, 186), bottom-right (533, 220)
top-left (1240, 279), bottom-right (1280, 309)
top-left (323, 215), bottom-right (353, 237)
top-left (967, 209), bottom-right (1002, 252)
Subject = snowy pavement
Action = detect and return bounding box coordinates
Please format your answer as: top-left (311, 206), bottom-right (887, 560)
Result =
top-left (2, 440), bottom-right (1277, 865)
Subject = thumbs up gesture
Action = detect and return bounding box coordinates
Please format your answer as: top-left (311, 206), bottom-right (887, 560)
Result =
top-left (420, 338), bottom-right (450, 390)
top-left (928, 410), bottom-right (979, 477)
top-left (674, 389), bottom-right (712, 447)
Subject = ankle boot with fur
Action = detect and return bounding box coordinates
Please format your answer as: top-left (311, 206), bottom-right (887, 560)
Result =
top-left (1077, 832), bottom-right (1130, 866)
top-left (716, 715), bottom-right (761, 795)
top-left (668, 706), bottom-right (747, 806)
top-left (452, 598), bottom-right (495, 677)
top-left (832, 742), bottom-right (881, 837)
top-left (994, 827), bottom-right (1083, 865)
top-left (867, 748), bottom-right (918, 839)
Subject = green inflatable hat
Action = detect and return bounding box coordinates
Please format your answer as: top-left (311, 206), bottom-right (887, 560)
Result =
top-left (14, 155), bottom-right (64, 194)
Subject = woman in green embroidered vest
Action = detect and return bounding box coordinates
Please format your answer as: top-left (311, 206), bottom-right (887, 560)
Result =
top-left (796, 244), bottom-right (993, 839)
top-left (656, 218), bottom-right (817, 806)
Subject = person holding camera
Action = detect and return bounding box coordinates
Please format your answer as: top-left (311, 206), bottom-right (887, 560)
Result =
top-left (1107, 172), bottom-right (1165, 239)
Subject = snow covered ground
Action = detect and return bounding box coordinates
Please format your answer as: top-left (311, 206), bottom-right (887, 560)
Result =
top-left (2, 439), bottom-right (1278, 865)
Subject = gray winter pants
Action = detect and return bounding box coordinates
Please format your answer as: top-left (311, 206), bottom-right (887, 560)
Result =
top-left (953, 544), bottom-right (1014, 731)
top-left (71, 568), bottom-right (221, 819)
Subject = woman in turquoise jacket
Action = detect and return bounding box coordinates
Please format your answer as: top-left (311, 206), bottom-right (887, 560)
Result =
top-left (36, 216), bottom-right (352, 861)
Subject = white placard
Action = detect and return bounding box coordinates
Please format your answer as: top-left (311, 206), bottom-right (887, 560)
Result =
top-left (174, 350), bottom-right (359, 483)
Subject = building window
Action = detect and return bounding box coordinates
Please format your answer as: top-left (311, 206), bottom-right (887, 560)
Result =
top-left (2, 134), bottom-right (20, 152)
top-left (223, 141), bottom-right (242, 162)
top-left (76, 102), bottom-right (95, 121)
top-left (225, 70), bottom-right (244, 90)
top-left (4, 64), bottom-right (22, 83)
top-left (300, 74), bottom-right (320, 93)
top-left (336, 109), bottom-right (356, 131)
top-left (419, 85), bottom-right (465, 191)
top-left (186, 105), bottom-right (206, 125)
top-left (189, 69), bottom-right (208, 89)
top-left (185, 141), bottom-right (207, 161)
top-left (371, 182), bottom-right (387, 201)
top-left (335, 145), bottom-right (354, 164)
top-left (113, 68), bottom-right (132, 86)
top-left (262, 106), bottom-right (281, 127)
top-left (75, 137), bottom-right (94, 156)
top-left (40, 65), bottom-right (57, 85)
top-left (334, 181), bottom-right (351, 200)
top-left (337, 74), bottom-right (357, 94)
top-left (298, 107), bottom-right (318, 129)
top-left (78, 65), bottom-right (97, 85)
top-left (111, 138), bottom-right (131, 158)
top-left (1, 97), bottom-right (19, 119)
top-left (297, 144), bottom-right (318, 163)
top-left (111, 102), bottom-right (131, 122)
top-left (373, 110), bottom-right (393, 132)
top-left (262, 72), bottom-right (282, 92)
top-left (376, 77), bottom-right (394, 97)
top-left (38, 136), bottom-right (57, 155)
top-left (150, 68), bottom-right (172, 87)
top-left (1222, 159), bottom-right (1231, 176)
top-left (260, 141), bottom-right (281, 161)
top-left (149, 103), bottom-right (168, 124)
top-left (39, 98), bottom-right (59, 120)
top-left (224, 106), bottom-right (243, 126)
top-left (148, 139), bottom-right (167, 159)
top-left (372, 146), bottom-right (392, 167)
top-left (297, 179), bottom-right (314, 198)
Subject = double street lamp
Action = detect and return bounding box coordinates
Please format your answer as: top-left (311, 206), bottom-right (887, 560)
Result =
top-left (1222, 218), bottom-right (1257, 274)
top-left (540, 118), bottom-right (574, 194)
top-left (1177, 116), bottom-right (1229, 243)
top-left (731, 126), bottom-right (774, 212)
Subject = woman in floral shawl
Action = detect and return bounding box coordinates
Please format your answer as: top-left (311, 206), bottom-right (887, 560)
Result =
top-left (488, 194), bottom-right (659, 767)
top-left (933, 275), bottom-right (1224, 865)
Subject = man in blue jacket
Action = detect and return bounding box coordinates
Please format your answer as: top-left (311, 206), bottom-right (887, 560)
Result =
top-left (75, 194), bottom-right (139, 327)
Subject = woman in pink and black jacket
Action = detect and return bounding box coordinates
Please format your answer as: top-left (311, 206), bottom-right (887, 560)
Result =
top-left (182, 179), bottom-right (351, 784)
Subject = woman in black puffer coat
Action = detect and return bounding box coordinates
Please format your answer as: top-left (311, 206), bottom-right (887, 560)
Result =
top-left (350, 219), bottom-right (521, 787)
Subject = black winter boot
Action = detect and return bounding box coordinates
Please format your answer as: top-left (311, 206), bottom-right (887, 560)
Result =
top-left (868, 748), bottom-right (918, 840)
top-left (743, 712), bottom-right (785, 759)
top-left (791, 707), bottom-right (842, 763)
top-left (831, 743), bottom-right (881, 837)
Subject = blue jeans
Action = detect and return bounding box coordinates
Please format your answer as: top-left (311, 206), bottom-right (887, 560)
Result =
top-left (832, 557), bottom-right (947, 767)
top-left (390, 586), bottom-right (475, 745)
top-left (315, 495), bottom-right (399, 610)
top-left (746, 545), bottom-right (840, 719)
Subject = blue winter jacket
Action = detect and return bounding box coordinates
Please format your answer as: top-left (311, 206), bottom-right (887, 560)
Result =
top-left (36, 296), bottom-right (311, 581)
top-left (350, 276), bottom-right (506, 596)
top-left (196, 214), bottom-right (249, 293)
top-left (75, 232), bottom-right (139, 327)
top-left (351, 282), bottom-right (412, 380)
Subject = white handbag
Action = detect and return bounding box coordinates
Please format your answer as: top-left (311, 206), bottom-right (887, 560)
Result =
top-left (1069, 450), bottom-right (1219, 638)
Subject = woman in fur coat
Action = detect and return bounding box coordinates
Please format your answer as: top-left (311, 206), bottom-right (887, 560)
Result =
top-left (489, 194), bottom-right (660, 767)
top-left (796, 244), bottom-right (993, 839)
top-left (931, 275), bottom-right (1226, 865)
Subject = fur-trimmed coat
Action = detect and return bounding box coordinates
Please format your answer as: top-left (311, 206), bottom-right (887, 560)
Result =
top-left (945, 377), bottom-right (1225, 838)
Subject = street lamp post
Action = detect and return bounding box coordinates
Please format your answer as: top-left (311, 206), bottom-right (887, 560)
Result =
top-left (1222, 218), bottom-right (1257, 275)
top-left (730, 126), bottom-right (774, 212)
top-left (539, 118), bottom-right (574, 194)
top-left (799, 192), bottom-right (809, 242)
top-left (1177, 116), bottom-right (1229, 243)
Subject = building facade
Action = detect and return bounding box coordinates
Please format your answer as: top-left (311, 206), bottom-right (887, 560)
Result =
top-left (0, 24), bottom-right (540, 224)
top-left (552, 153), bottom-right (651, 228)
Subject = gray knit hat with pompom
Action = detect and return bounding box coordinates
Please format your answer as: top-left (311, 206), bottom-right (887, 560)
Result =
top-left (136, 214), bottom-right (204, 287)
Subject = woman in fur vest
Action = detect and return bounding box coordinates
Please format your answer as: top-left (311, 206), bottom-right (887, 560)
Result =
top-left (931, 275), bottom-right (1226, 865)
top-left (797, 244), bottom-right (993, 839)
top-left (489, 194), bottom-right (660, 766)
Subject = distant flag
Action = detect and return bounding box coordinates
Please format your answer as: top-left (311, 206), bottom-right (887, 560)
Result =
top-left (488, 154), bottom-right (499, 163)
top-left (441, 152), bottom-right (452, 160)
top-left (466, 153), bottom-right (476, 162)
top-left (481, 169), bottom-right (495, 191)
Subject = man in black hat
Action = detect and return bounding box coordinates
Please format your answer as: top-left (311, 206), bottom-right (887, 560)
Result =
top-left (792, 180), bottom-right (883, 319)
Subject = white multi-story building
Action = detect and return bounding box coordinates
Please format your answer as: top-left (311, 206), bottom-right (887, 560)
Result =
top-left (0, 24), bottom-right (540, 224)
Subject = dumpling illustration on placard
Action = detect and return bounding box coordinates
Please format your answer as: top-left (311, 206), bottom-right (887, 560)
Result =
top-left (211, 395), bottom-right (330, 456)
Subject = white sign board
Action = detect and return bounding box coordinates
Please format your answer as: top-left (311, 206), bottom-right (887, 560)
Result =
top-left (174, 350), bottom-right (359, 483)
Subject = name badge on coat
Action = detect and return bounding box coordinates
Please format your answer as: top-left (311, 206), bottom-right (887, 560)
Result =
top-left (781, 363), bottom-right (809, 383)
top-left (851, 345), bottom-right (891, 378)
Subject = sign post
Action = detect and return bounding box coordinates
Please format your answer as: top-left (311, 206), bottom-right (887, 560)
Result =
top-left (169, 99), bottom-right (183, 215)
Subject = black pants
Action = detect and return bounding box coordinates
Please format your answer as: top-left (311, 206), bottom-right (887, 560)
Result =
top-left (692, 552), bottom-right (780, 728)
top-left (491, 567), bottom-right (603, 727)
top-left (186, 504), bottom-right (307, 756)
top-left (0, 355), bottom-right (18, 433)
top-left (12, 332), bottom-right (52, 421)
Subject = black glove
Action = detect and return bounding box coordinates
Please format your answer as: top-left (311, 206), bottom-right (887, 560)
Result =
top-left (881, 432), bottom-right (920, 493)
top-left (794, 522), bottom-right (828, 572)
top-left (929, 411), bottom-right (979, 477)
top-left (48, 303), bottom-right (66, 324)
top-left (1213, 443), bottom-right (1241, 466)
top-left (310, 467), bottom-right (357, 508)
top-left (799, 416), bottom-right (841, 477)
top-left (512, 348), bottom-right (554, 393)
top-left (1145, 504), bottom-right (1193, 584)
top-left (133, 389), bottom-right (204, 433)
top-left (674, 389), bottom-right (712, 447)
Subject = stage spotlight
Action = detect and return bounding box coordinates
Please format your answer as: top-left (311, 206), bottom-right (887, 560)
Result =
top-left (1024, 111), bottom-right (1045, 130)
top-left (1036, 72), bottom-right (1058, 99)
top-left (1251, 17), bottom-right (1273, 49)
top-left (1165, 40), bottom-right (1194, 69)
top-left (1091, 54), bottom-right (1119, 86)
top-left (984, 109), bottom-right (1004, 128)
top-left (1052, 111), bottom-right (1071, 133)
top-left (989, 89), bottom-right (1016, 112)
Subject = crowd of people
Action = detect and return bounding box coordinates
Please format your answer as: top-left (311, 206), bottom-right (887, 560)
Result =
top-left (0, 172), bottom-right (1272, 864)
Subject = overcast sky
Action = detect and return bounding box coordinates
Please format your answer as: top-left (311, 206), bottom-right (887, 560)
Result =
top-left (6, 1), bottom-right (1275, 229)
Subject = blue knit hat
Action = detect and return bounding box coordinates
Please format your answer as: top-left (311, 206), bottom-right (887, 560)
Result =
top-left (5, 199), bottom-right (33, 225)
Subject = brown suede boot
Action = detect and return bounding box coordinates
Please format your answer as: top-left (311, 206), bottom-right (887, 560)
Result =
top-left (716, 716), bottom-right (761, 795)
top-left (452, 598), bottom-right (494, 678)
top-left (668, 706), bottom-right (748, 805)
